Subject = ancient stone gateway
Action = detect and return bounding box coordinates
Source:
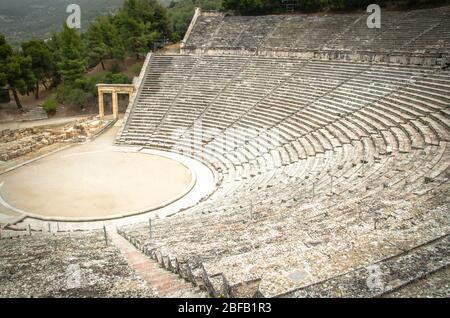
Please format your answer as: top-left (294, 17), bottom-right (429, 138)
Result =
top-left (97, 84), bottom-right (135, 119)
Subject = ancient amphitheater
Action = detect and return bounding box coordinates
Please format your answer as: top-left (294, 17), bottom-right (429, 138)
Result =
top-left (1, 6), bottom-right (449, 298)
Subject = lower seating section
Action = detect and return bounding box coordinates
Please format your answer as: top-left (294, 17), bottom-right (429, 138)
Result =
top-left (381, 265), bottom-right (450, 298)
top-left (0, 230), bottom-right (155, 297)
top-left (120, 178), bottom-right (449, 297)
top-left (117, 53), bottom-right (450, 297)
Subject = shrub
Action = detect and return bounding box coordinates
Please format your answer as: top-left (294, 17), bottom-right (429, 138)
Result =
top-left (103, 72), bottom-right (131, 84)
top-left (110, 62), bottom-right (122, 74)
top-left (55, 84), bottom-right (72, 103)
top-left (54, 72), bottom-right (128, 111)
top-left (66, 88), bottom-right (93, 109)
top-left (42, 98), bottom-right (57, 115)
top-left (74, 76), bottom-right (99, 95)
top-left (131, 63), bottom-right (143, 75)
top-left (55, 83), bottom-right (94, 109)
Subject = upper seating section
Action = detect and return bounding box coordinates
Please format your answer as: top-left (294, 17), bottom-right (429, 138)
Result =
top-left (182, 7), bottom-right (450, 55)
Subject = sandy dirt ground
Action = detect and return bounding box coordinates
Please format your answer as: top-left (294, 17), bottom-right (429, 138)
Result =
top-left (0, 125), bottom-right (193, 220)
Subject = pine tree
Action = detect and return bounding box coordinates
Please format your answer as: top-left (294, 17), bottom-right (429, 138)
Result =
top-left (84, 16), bottom-right (125, 70)
top-left (0, 34), bottom-right (36, 110)
top-left (56, 24), bottom-right (86, 83)
top-left (22, 38), bottom-right (54, 99)
top-left (114, 0), bottom-right (172, 58)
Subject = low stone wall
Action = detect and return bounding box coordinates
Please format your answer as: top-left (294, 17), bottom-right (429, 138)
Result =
top-left (180, 7), bottom-right (202, 49)
top-left (181, 46), bottom-right (449, 67)
top-left (0, 117), bottom-right (106, 162)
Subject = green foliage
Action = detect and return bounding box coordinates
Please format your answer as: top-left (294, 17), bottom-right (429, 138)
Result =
top-left (131, 62), bottom-right (143, 75)
top-left (42, 98), bottom-right (57, 115)
top-left (83, 15), bottom-right (125, 69)
top-left (0, 34), bottom-right (36, 109)
top-left (0, 34), bottom-right (13, 64)
top-left (222, 0), bottom-right (449, 14)
top-left (55, 83), bottom-right (71, 103)
top-left (56, 83), bottom-right (93, 109)
top-left (0, 0), bottom-right (124, 47)
top-left (21, 39), bottom-right (53, 81)
top-left (1, 1), bottom-right (171, 109)
top-left (103, 72), bottom-right (132, 84)
top-left (74, 76), bottom-right (100, 96)
top-left (114, 0), bottom-right (173, 55)
top-left (56, 70), bottom-right (130, 109)
top-left (46, 32), bottom-right (63, 87)
top-left (222, 0), bottom-right (277, 15)
top-left (21, 38), bottom-right (55, 98)
top-left (54, 25), bottom-right (86, 83)
top-left (66, 88), bottom-right (92, 109)
top-left (168, 0), bottom-right (223, 41)
top-left (110, 62), bottom-right (122, 74)
top-left (0, 34), bottom-right (13, 88)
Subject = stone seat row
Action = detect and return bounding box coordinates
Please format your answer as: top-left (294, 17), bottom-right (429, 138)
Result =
top-left (184, 7), bottom-right (450, 54)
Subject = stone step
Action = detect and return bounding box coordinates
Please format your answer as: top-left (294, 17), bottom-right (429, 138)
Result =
top-left (108, 229), bottom-right (207, 298)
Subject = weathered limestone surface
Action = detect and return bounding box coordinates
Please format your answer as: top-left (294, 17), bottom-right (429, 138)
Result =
top-left (115, 52), bottom-right (450, 297)
top-left (0, 230), bottom-right (155, 298)
top-left (3, 7), bottom-right (450, 298)
top-left (382, 266), bottom-right (450, 298)
top-left (181, 7), bottom-right (450, 65)
top-left (97, 84), bottom-right (135, 120)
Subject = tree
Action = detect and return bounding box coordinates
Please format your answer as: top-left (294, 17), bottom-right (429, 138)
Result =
top-left (114, 0), bottom-right (172, 57)
top-left (22, 38), bottom-right (54, 99)
top-left (47, 32), bottom-right (63, 88)
top-left (220, 0), bottom-right (420, 14)
top-left (222, 0), bottom-right (278, 15)
top-left (84, 16), bottom-right (125, 70)
top-left (56, 24), bottom-right (86, 83)
top-left (0, 34), bottom-right (13, 87)
top-left (168, 0), bottom-right (223, 41)
top-left (0, 35), bottom-right (36, 110)
top-left (115, 14), bottom-right (148, 58)
top-left (84, 21), bottom-right (109, 70)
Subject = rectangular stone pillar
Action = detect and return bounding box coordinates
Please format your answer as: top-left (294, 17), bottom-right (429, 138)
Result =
top-left (112, 91), bottom-right (119, 120)
top-left (98, 90), bottom-right (104, 119)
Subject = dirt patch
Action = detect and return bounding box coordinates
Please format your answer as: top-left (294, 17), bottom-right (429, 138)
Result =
top-left (1, 150), bottom-right (193, 219)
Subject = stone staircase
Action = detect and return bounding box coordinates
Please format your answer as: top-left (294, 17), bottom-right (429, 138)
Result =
top-left (118, 228), bottom-right (258, 297)
top-left (109, 229), bottom-right (207, 298)
top-left (117, 228), bottom-right (450, 298)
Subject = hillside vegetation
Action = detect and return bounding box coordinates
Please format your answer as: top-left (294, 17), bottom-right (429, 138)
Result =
top-left (1, 0), bottom-right (170, 113)
top-left (222, 0), bottom-right (450, 15)
top-left (168, 0), bottom-right (223, 41)
top-left (0, 0), bottom-right (124, 46)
